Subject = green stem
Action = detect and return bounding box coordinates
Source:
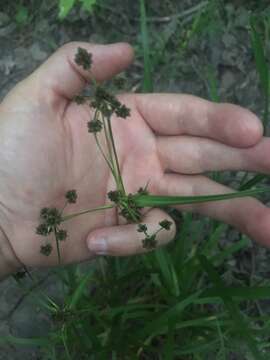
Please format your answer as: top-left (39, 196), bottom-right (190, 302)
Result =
top-left (101, 112), bottom-right (114, 167)
top-left (263, 93), bottom-right (269, 133)
top-left (54, 226), bottom-right (61, 265)
top-left (106, 115), bottom-right (126, 194)
top-left (61, 204), bottom-right (115, 222)
top-left (94, 133), bottom-right (115, 175)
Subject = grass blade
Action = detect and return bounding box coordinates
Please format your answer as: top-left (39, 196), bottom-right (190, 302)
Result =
top-left (59, 0), bottom-right (76, 19)
top-left (134, 187), bottom-right (269, 207)
top-left (250, 16), bottom-right (269, 130)
top-left (0, 335), bottom-right (52, 347)
top-left (240, 174), bottom-right (269, 191)
top-left (250, 17), bottom-right (269, 99)
top-left (68, 272), bottom-right (92, 309)
top-left (204, 286), bottom-right (270, 301)
top-left (199, 255), bottom-right (265, 360)
top-left (140, 0), bottom-right (153, 92)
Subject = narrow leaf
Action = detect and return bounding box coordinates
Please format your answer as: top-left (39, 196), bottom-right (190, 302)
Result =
top-left (59, 0), bottom-right (76, 19)
top-left (134, 187), bottom-right (269, 207)
top-left (68, 273), bottom-right (92, 309)
top-left (140, 0), bottom-right (153, 92)
top-left (250, 17), bottom-right (269, 98)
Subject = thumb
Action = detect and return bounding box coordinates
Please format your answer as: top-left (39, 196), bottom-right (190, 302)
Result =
top-left (86, 209), bottom-right (176, 257)
top-left (5, 42), bottom-right (134, 105)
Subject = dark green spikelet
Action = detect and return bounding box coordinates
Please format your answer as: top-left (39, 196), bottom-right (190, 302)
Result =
top-left (108, 190), bottom-right (122, 204)
top-left (13, 270), bottom-right (27, 281)
top-left (159, 219), bottom-right (173, 231)
top-left (56, 229), bottom-right (68, 241)
top-left (95, 86), bottom-right (113, 104)
top-left (75, 47), bottom-right (92, 70)
top-left (74, 95), bottom-right (86, 105)
top-left (142, 235), bottom-right (157, 250)
top-left (115, 104), bottom-right (130, 119)
top-left (46, 208), bottom-right (62, 227)
top-left (36, 223), bottom-right (50, 236)
top-left (40, 207), bottom-right (50, 220)
top-left (87, 119), bottom-right (103, 133)
top-left (65, 189), bottom-right (77, 204)
top-left (137, 223), bottom-right (147, 233)
top-left (40, 243), bottom-right (53, 256)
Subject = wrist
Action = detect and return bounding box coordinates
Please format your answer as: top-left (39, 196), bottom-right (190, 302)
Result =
top-left (0, 226), bottom-right (21, 280)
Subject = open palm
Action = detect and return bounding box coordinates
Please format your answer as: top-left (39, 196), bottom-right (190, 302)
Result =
top-left (1, 42), bottom-right (270, 271)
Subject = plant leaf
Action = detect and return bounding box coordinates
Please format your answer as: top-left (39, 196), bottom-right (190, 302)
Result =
top-left (68, 272), bottom-right (92, 309)
top-left (81, 0), bottom-right (96, 12)
top-left (140, 0), bottom-right (153, 92)
top-left (250, 16), bottom-right (269, 99)
top-left (134, 187), bottom-right (269, 207)
top-left (59, 0), bottom-right (76, 19)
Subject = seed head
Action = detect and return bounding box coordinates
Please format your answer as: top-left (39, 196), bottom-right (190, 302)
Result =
top-left (88, 119), bottom-right (103, 133)
top-left (65, 189), bottom-right (77, 204)
top-left (74, 95), bottom-right (86, 105)
top-left (56, 229), bottom-right (68, 241)
top-left (115, 104), bottom-right (130, 119)
top-left (40, 207), bottom-right (50, 220)
top-left (40, 243), bottom-right (53, 256)
top-left (45, 208), bottom-right (62, 227)
top-left (159, 219), bottom-right (173, 231)
top-left (36, 223), bottom-right (50, 236)
top-left (142, 235), bottom-right (157, 250)
top-left (108, 190), bottom-right (121, 203)
top-left (137, 223), bottom-right (147, 233)
top-left (74, 47), bottom-right (92, 70)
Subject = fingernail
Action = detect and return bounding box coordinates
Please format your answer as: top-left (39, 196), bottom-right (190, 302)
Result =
top-left (87, 238), bottom-right (108, 255)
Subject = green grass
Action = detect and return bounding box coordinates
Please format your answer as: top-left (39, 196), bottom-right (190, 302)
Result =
top-left (7, 228), bottom-right (270, 358)
top-left (139, 0), bottom-right (153, 92)
top-left (3, 1), bottom-right (270, 359)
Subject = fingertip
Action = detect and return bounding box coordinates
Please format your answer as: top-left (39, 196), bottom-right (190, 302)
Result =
top-left (87, 236), bottom-right (108, 256)
top-left (213, 103), bottom-right (263, 148)
top-left (239, 109), bottom-right (263, 146)
top-left (112, 42), bottom-right (134, 64)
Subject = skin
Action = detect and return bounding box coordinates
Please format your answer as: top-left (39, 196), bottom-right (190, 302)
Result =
top-left (0, 41), bottom-right (270, 276)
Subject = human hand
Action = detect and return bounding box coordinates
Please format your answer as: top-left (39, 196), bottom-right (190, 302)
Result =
top-left (0, 42), bottom-right (269, 274)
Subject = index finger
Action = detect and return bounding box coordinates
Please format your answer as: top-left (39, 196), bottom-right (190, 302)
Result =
top-left (135, 94), bottom-right (263, 148)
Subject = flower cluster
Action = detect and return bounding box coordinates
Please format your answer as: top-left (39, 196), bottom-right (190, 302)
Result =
top-left (91, 86), bottom-right (130, 119)
top-left (74, 95), bottom-right (86, 105)
top-left (65, 189), bottom-right (78, 204)
top-left (107, 188), bottom-right (145, 223)
top-left (36, 190), bottom-right (78, 256)
top-left (159, 219), bottom-right (173, 230)
top-left (137, 219), bottom-right (173, 250)
top-left (88, 119), bottom-right (103, 133)
top-left (74, 47), bottom-right (92, 70)
top-left (40, 243), bottom-right (53, 256)
top-left (73, 47), bottom-right (130, 135)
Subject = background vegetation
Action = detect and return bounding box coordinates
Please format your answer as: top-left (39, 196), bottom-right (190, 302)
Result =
top-left (0, 0), bottom-right (270, 359)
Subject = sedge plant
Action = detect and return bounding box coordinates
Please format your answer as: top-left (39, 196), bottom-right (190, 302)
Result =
top-left (35, 47), bottom-right (269, 266)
